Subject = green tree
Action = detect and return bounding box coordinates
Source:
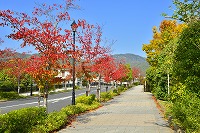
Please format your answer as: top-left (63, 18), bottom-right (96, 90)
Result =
top-left (121, 64), bottom-right (132, 83)
top-left (142, 20), bottom-right (186, 67)
top-left (20, 74), bottom-right (33, 93)
top-left (0, 70), bottom-right (17, 92)
top-left (173, 20), bottom-right (200, 96)
top-left (143, 20), bottom-right (186, 99)
top-left (163, 0), bottom-right (200, 23)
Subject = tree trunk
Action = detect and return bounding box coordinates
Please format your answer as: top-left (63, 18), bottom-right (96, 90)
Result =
top-left (43, 92), bottom-right (48, 113)
top-left (80, 77), bottom-right (83, 89)
top-left (86, 80), bottom-right (91, 96)
top-left (43, 82), bottom-right (48, 112)
top-left (106, 85), bottom-right (108, 92)
top-left (97, 74), bottom-right (101, 101)
top-left (17, 77), bottom-right (20, 94)
top-left (96, 88), bottom-right (100, 102)
top-left (64, 79), bottom-right (67, 89)
top-left (30, 80), bottom-right (33, 96)
top-left (168, 73), bottom-right (170, 95)
top-left (38, 88), bottom-right (41, 107)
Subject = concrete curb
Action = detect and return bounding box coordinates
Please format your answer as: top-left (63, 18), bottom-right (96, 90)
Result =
top-left (167, 116), bottom-right (185, 133)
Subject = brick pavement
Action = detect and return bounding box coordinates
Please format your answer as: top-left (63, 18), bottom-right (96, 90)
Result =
top-left (58, 85), bottom-right (174, 133)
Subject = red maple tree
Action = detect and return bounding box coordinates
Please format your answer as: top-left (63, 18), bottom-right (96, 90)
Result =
top-left (111, 61), bottom-right (128, 88)
top-left (92, 55), bottom-right (115, 83)
top-left (132, 66), bottom-right (141, 79)
top-left (0, 1), bottom-right (111, 106)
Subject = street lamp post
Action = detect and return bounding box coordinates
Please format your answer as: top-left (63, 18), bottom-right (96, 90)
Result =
top-left (71, 20), bottom-right (77, 105)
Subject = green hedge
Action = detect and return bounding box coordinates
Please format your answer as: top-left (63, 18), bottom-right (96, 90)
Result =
top-left (32, 111), bottom-right (67, 133)
top-left (101, 86), bottom-right (129, 102)
top-left (167, 83), bottom-right (200, 133)
top-left (0, 91), bottom-right (25, 100)
top-left (0, 107), bottom-right (46, 133)
top-left (170, 94), bottom-right (200, 133)
top-left (34, 100), bottom-right (100, 132)
top-left (100, 92), bottom-right (114, 102)
top-left (117, 86), bottom-right (128, 93)
top-left (76, 94), bottom-right (96, 105)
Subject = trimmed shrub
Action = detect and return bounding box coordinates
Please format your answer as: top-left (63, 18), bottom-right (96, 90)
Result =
top-left (113, 89), bottom-right (119, 95)
top-left (61, 105), bottom-right (80, 115)
top-left (88, 101), bottom-right (101, 109)
top-left (33, 111), bottom-right (67, 133)
top-left (100, 92), bottom-right (113, 102)
top-left (117, 86), bottom-right (128, 93)
top-left (76, 102), bottom-right (100, 112)
top-left (75, 85), bottom-right (80, 90)
top-left (133, 82), bottom-right (140, 86)
top-left (0, 91), bottom-right (25, 100)
top-left (76, 94), bottom-right (96, 105)
top-left (0, 107), bottom-right (46, 133)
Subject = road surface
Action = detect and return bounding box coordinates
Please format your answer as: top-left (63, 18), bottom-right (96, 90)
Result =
top-left (0, 86), bottom-right (111, 114)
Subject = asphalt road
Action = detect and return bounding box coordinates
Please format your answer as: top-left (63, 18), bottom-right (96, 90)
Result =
top-left (0, 86), bottom-right (111, 114)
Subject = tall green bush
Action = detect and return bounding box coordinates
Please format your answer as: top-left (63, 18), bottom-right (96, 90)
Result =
top-left (170, 94), bottom-right (200, 133)
top-left (173, 20), bottom-right (200, 95)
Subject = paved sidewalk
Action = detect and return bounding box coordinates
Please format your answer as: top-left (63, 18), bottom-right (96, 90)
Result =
top-left (58, 85), bottom-right (174, 133)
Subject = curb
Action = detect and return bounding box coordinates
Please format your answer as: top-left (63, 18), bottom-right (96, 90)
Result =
top-left (167, 116), bottom-right (185, 133)
top-left (152, 96), bottom-right (185, 133)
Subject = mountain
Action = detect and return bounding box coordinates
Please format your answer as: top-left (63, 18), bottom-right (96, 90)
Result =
top-left (112, 53), bottom-right (149, 75)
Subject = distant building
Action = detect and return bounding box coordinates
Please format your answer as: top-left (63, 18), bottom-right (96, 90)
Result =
top-left (56, 70), bottom-right (78, 89)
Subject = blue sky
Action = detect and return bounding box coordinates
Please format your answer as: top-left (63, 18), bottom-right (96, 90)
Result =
top-left (0, 0), bottom-right (174, 57)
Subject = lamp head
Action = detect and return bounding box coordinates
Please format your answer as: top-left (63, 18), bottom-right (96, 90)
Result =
top-left (71, 20), bottom-right (78, 32)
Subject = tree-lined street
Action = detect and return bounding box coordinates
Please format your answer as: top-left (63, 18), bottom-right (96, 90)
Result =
top-left (0, 0), bottom-right (199, 132)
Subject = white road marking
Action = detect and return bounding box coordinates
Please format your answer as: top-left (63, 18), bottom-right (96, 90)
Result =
top-left (1, 89), bottom-right (109, 110)
top-left (0, 101), bottom-right (39, 109)
top-left (49, 96), bottom-right (72, 103)
top-left (1, 92), bottom-right (86, 109)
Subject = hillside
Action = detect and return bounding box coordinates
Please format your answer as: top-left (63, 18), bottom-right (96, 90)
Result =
top-left (112, 53), bottom-right (149, 75)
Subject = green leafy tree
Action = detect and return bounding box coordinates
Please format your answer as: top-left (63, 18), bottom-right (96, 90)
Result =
top-left (122, 64), bottom-right (133, 82)
top-left (143, 20), bottom-right (186, 99)
top-left (20, 74), bottom-right (33, 93)
top-left (0, 70), bottom-right (17, 92)
top-left (163, 0), bottom-right (200, 23)
top-left (142, 20), bottom-right (186, 67)
top-left (173, 20), bottom-right (200, 96)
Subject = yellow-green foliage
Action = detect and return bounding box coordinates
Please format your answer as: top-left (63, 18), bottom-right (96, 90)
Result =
top-left (76, 94), bottom-right (96, 105)
top-left (100, 92), bottom-right (113, 102)
top-left (0, 107), bottom-right (46, 133)
top-left (32, 111), bottom-right (67, 133)
top-left (170, 94), bottom-right (200, 133)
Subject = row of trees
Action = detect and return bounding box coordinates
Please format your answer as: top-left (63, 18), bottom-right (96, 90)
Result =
top-left (143, 0), bottom-right (200, 132)
top-left (0, 1), bottom-right (141, 107)
top-left (0, 50), bottom-right (141, 91)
